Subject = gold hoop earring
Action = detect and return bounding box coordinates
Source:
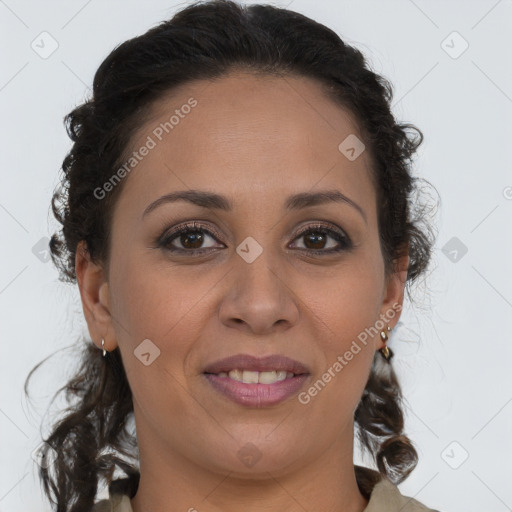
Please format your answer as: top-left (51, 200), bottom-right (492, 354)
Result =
top-left (379, 325), bottom-right (393, 361)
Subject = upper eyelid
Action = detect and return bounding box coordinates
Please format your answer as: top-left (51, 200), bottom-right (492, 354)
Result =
top-left (294, 222), bottom-right (346, 236)
top-left (160, 220), bottom-right (349, 247)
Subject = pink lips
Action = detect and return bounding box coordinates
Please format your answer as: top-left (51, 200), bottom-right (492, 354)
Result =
top-left (203, 354), bottom-right (310, 407)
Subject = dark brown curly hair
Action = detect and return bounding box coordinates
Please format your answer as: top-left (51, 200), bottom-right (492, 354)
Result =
top-left (25, 1), bottom-right (439, 510)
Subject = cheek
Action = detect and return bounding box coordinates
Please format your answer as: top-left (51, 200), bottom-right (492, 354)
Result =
top-left (300, 297), bottom-right (378, 428)
top-left (107, 254), bottom-right (209, 414)
top-left (298, 253), bottom-right (383, 408)
top-left (109, 246), bottom-right (199, 337)
top-left (304, 252), bottom-right (384, 341)
top-left (108, 248), bottom-right (223, 383)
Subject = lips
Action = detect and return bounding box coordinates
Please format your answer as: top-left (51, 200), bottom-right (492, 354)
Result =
top-left (202, 354), bottom-right (311, 407)
top-left (203, 354), bottom-right (310, 375)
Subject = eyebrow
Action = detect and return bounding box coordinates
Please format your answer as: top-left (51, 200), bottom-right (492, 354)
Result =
top-left (142, 189), bottom-right (367, 224)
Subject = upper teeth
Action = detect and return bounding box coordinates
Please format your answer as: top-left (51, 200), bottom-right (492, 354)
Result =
top-left (218, 370), bottom-right (294, 384)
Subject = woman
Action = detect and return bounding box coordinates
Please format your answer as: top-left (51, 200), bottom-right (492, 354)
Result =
top-left (26, 1), bottom-right (441, 511)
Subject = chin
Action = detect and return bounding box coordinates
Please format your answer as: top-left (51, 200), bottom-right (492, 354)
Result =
top-left (198, 436), bottom-right (305, 478)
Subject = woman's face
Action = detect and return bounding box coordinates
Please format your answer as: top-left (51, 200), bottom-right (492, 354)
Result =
top-left (79, 71), bottom-right (407, 478)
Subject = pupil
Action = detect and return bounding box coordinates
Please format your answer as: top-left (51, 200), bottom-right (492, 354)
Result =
top-left (306, 232), bottom-right (325, 249)
top-left (182, 231), bottom-right (203, 249)
top-left (178, 230), bottom-right (328, 250)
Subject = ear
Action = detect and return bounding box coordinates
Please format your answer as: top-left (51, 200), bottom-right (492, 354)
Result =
top-left (75, 240), bottom-right (117, 353)
top-left (377, 247), bottom-right (409, 350)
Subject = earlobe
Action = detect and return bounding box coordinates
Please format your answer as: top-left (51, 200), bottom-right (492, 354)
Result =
top-left (75, 241), bottom-right (116, 352)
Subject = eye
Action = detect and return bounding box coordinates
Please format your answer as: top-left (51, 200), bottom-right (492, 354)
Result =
top-left (157, 221), bottom-right (224, 255)
top-left (156, 221), bottom-right (352, 256)
top-left (289, 223), bottom-right (352, 254)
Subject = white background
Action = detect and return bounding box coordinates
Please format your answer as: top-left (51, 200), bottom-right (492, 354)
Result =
top-left (1, 1), bottom-right (511, 511)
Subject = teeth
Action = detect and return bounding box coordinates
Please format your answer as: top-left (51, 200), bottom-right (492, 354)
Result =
top-left (259, 370), bottom-right (280, 384)
top-left (228, 369), bottom-right (243, 381)
top-left (242, 370), bottom-right (259, 384)
top-left (224, 369), bottom-right (294, 384)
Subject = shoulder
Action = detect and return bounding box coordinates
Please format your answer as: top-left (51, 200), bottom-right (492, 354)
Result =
top-left (91, 475), bottom-right (138, 512)
top-left (355, 465), bottom-right (441, 512)
top-left (91, 493), bottom-right (133, 512)
top-left (92, 471), bottom-right (442, 512)
top-left (365, 475), bottom-right (442, 512)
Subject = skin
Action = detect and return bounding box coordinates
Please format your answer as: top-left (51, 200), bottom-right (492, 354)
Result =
top-left (76, 71), bottom-right (408, 512)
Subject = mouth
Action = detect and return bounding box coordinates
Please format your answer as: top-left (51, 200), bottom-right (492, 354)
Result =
top-left (207, 369), bottom-right (298, 384)
top-left (202, 354), bottom-right (310, 407)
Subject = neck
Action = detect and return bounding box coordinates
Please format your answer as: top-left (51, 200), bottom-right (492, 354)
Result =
top-left (130, 419), bottom-right (369, 512)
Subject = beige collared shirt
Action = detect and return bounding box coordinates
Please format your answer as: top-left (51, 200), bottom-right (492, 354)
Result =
top-left (91, 467), bottom-right (440, 512)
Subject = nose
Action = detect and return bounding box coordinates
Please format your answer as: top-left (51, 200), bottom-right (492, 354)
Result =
top-left (218, 249), bottom-right (300, 336)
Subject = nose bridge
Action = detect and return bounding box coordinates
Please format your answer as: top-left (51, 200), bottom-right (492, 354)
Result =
top-left (235, 234), bottom-right (284, 298)
top-left (219, 234), bottom-right (299, 333)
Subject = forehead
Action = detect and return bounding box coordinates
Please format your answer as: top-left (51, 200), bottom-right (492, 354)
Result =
top-left (114, 71), bottom-right (376, 218)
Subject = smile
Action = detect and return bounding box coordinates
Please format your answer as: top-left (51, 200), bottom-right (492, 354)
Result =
top-left (202, 353), bottom-right (311, 407)
top-left (215, 369), bottom-right (295, 384)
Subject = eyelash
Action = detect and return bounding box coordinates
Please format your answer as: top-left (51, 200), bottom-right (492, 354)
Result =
top-left (156, 221), bottom-right (352, 257)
